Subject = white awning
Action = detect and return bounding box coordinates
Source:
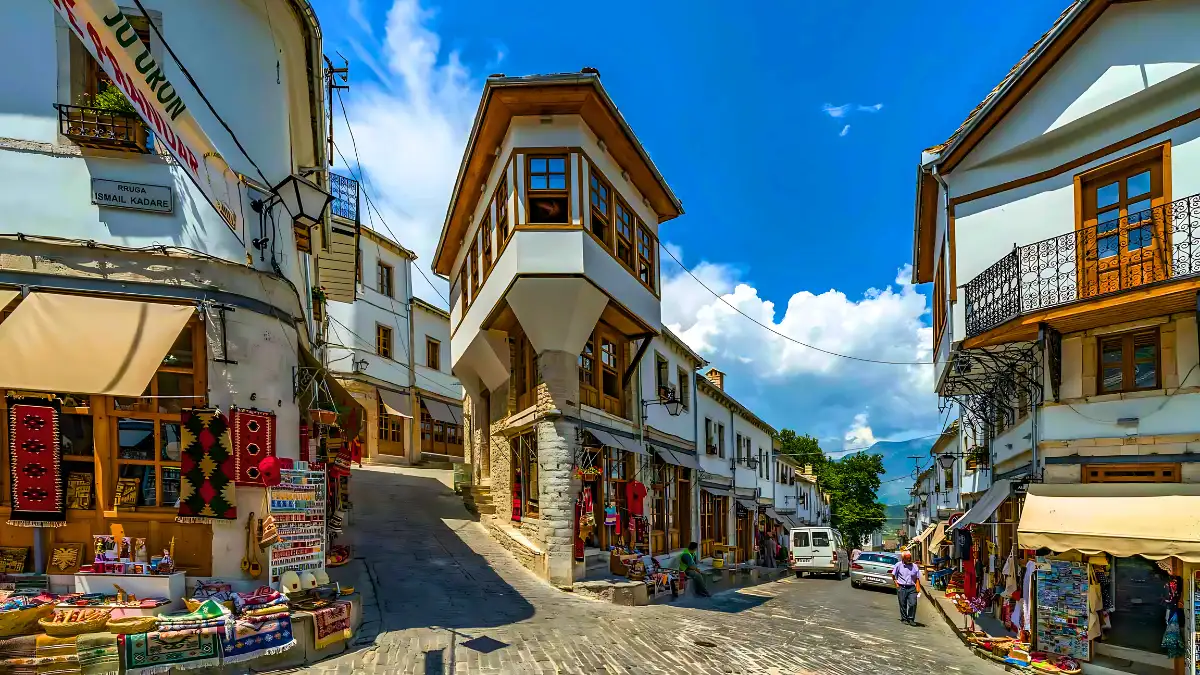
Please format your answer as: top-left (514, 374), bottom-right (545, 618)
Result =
top-left (378, 389), bottom-right (412, 418)
top-left (422, 397), bottom-right (462, 425)
top-left (702, 485), bottom-right (732, 498)
top-left (585, 428), bottom-right (648, 456)
top-left (651, 444), bottom-right (699, 470)
top-left (950, 479), bottom-right (1013, 530)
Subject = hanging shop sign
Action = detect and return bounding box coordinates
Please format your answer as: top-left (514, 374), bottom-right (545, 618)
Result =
top-left (49, 0), bottom-right (245, 234)
top-left (91, 178), bottom-right (172, 213)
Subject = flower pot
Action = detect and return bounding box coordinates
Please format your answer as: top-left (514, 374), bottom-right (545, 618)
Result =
top-left (310, 409), bottom-right (337, 425)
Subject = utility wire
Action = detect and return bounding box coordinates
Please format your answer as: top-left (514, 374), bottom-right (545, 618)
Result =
top-left (326, 315), bottom-right (461, 398)
top-left (658, 243), bottom-right (934, 366)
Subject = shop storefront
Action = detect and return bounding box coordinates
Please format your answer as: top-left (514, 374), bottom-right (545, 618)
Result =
top-left (648, 444), bottom-right (698, 554)
top-left (699, 485), bottom-right (730, 560)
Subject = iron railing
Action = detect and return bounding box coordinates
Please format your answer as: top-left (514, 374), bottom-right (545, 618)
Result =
top-left (55, 104), bottom-right (149, 152)
top-left (964, 193), bottom-right (1200, 336)
top-left (330, 172), bottom-right (359, 222)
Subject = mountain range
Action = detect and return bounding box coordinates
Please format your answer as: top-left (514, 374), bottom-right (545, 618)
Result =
top-left (842, 437), bottom-right (937, 505)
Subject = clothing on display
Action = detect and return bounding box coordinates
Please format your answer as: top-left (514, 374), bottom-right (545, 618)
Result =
top-left (625, 481), bottom-right (648, 516)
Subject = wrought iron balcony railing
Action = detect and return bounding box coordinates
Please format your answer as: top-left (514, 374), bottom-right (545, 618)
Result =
top-left (55, 104), bottom-right (150, 152)
top-left (330, 172), bottom-right (359, 222)
top-left (964, 193), bottom-right (1200, 337)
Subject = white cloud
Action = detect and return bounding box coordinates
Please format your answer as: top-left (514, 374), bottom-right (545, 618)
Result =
top-left (822, 103), bottom-right (851, 118)
top-left (839, 124), bottom-right (851, 137)
top-left (662, 248), bottom-right (938, 451)
top-left (858, 103), bottom-right (883, 113)
top-left (332, 0), bottom-right (480, 307)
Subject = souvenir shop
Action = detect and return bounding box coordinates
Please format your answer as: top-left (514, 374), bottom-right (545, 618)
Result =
top-left (929, 481), bottom-right (1200, 675)
top-left (0, 294), bottom-right (363, 672)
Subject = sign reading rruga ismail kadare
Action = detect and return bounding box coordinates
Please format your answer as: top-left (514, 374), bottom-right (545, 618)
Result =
top-left (49, 0), bottom-right (244, 235)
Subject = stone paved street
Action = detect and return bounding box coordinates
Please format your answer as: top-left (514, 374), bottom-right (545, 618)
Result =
top-left (293, 465), bottom-right (1000, 674)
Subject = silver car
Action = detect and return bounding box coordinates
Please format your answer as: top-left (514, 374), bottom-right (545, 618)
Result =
top-left (849, 552), bottom-right (900, 590)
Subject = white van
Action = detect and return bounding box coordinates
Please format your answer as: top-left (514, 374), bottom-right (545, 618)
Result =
top-left (789, 527), bottom-right (849, 579)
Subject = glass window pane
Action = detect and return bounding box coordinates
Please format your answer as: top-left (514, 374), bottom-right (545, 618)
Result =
top-left (1134, 342), bottom-right (1156, 361)
top-left (811, 532), bottom-right (830, 547)
top-left (1098, 209), bottom-right (1120, 233)
top-left (548, 174), bottom-right (566, 190)
top-left (160, 422), bottom-right (181, 461)
top-left (1102, 342), bottom-right (1123, 364)
top-left (1127, 170), bottom-right (1151, 198)
top-left (1096, 181), bottom-right (1119, 208)
top-left (157, 372), bottom-right (193, 413)
top-left (548, 158), bottom-right (565, 173)
top-left (793, 532), bottom-right (808, 548)
top-left (161, 328), bottom-right (193, 368)
top-left (1134, 362), bottom-right (1157, 389)
top-left (530, 175), bottom-right (547, 190)
top-left (1128, 225), bottom-right (1153, 251)
top-left (1127, 198), bottom-right (1152, 225)
top-left (60, 414), bottom-right (94, 457)
top-left (1102, 367), bottom-right (1123, 392)
top-left (1098, 235), bottom-right (1119, 259)
top-left (162, 468), bottom-right (181, 507)
top-left (117, 418), bottom-right (154, 460)
top-left (530, 158), bottom-right (546, 173)
top-left (119, 464), bottom-right (155, 507)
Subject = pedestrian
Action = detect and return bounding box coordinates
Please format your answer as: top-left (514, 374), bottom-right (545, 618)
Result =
top-left (891, 550), bottom-right (922, 625)
top-left (679, 541), bottom-right (711, 597)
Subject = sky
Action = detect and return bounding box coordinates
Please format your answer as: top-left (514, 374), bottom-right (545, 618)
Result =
top-left (310, 0), bottom-right (1069, 455)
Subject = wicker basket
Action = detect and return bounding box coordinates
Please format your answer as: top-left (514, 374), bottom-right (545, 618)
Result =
top-left (0, 604), bottom-right (56, 637)
top-left (106, 615), bottom-right (159, 635)
top-left (39, 609), bottom-right (111, 637)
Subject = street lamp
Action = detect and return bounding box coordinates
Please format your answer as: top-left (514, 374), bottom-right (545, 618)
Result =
top-left (642, 393), bottom-right (685, 419)
top-left (273, 173), bottom-right (333, 228)
top-left (918, 492), bottom-right (928, 506)
top-left (937, 453), bottom-right (957, 471)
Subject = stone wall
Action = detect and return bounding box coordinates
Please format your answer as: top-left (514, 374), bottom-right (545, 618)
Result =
top-left (535, 350), bottom-right (583, 588)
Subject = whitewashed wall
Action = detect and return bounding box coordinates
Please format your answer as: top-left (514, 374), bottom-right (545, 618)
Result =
top-left (641, 335), bottom-right (699, 444)
top-left (326, 238), bottom-right (412, 390)
top-left (413, 303), bottom-right (464, 401)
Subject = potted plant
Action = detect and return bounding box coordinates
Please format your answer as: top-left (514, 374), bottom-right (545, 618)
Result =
top-left (310, 407), bottom-right (337, 425)
top-left (74, 84), bottom-right (147, 150)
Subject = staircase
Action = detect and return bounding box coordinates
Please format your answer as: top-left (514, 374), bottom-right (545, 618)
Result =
top-left (463, 482), bottom-right (495, 516)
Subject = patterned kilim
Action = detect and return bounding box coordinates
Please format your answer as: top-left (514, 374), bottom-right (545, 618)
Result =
top-left (33, 634), bottom-right (79, 675)
top-left (0, 634), bottom-right (37, 675)
top-left (7, 397), bottom-right (66, 527)
top-left (77, 633), bottom-right (119, 675)
top-left (231, 408), bottom-right (276, 486)
top-left (176, 408), bottom-right (237, 524)
top-left (119, 631), bottom-right (221, 675)
top-left (312, 601), bottom-right (351, 650)
top-left (222, 615), bottom-right (295, 664)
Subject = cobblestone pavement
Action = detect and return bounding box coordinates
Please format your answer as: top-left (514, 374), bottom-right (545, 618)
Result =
top-left (295, 465), bottom-right (1000, 674)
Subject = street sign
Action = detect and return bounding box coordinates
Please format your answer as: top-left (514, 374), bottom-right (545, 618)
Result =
top-left (91, 178), bottom-right (172, 214)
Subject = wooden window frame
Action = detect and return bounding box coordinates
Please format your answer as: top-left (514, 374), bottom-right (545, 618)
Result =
top-left (459, 266), bottom-right (469, 313)
top-left (426, 337), bottom-right (441, 371)
top-left (377, 261), bottom-right (394, 299)
top-left (588, 165), bottom-right (612, 247)
top-left (513, 329), bottom-right (539, 413)
top-left (495, 165), bottom-right (511, 252)
top-left (636, 224), bottom-right (658, 293)
top-left (469, 237), bottom-right (480, 297)
top-left (613, 198), bottom-right (637, 271)
top-left (735, 433), bottom-right (745, 463)
top-left (481, 213), bottom-right (493, 275)
top-left (933, 250), bottom-right (947, 350)
top-left (717, 422), bottom-right (726, 459)
top-left (704, 418), bottom-right (716, 455)
top-left (1083, 462), bottom-right (1180, 483)
top-left (654, 353), bottom-right (669, 399)
top-left (1098, 328), bottom-right (1160, 394)
top-left (677, 367), bottom-right (689, 410)
top-left (525, 154), bottom-right (570, 226)
top-left (577, 321), bottom-right (628, 418)
top-left (517, 430), bottom-right (540, 517)
top-left (376, 323), bottom-right (393, 360)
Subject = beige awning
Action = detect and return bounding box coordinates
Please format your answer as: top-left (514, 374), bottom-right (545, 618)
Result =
top-left (0, 292), bottom-right (193, 396)
top-left (584, 428), bottom-right (648, 456)
top-left (421, 396), bottom-right (462, 425)
top-left (1018, 483), bottom-right (1200, 562)
top-left (378, 388), bottom-right (412, 418)
top-left (910, 522), bottom-right (938, 546)
top-left (0, 289), bottom-right (19, 311)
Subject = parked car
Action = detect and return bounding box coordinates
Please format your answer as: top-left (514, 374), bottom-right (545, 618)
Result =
top-left (850, 552), bottom-right (900, 590)
top-left (788, 527), bottom-right (849, 579)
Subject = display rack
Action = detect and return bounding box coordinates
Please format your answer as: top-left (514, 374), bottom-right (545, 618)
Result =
top-left (1035, 557), bottom-right (1090, 661)
top-left (267, 468), bottom-right (326, 586)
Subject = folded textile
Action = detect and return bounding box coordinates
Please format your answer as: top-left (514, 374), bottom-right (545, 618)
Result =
top-left (312, 601), bottom-right (352, 650)
top-left (155, 625), bottom-right (227, 639)
top-left (34, 634), bottom-right (80, 675)
top-left (158, 599), bottom-right (229, 624)
top-left (0, 634), bottom-right (38, 675)
top-left (222, 616), bottom-right (296, 664)
top-left (77, 633), bottom-right (120, 675)
top-left (156, 618), bottom-right (229, 628)
top-left (120, 631), bottom-right (221, 675)
top-left (242, 609), bottom-right (289, 624)
top-left (233, 587), bottom-right (285, 611)
top-left (242, 604), bottom-right (288, 617)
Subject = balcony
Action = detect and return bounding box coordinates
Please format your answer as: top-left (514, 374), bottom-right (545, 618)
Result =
top-left (56, 104), bottom-right (150, 153)
top-left (316, 172), bottom-right (360, 304)
top-left (964, 193), bottom-right (1200, 339)
top-left (330, 172), bottom-right (359, 222)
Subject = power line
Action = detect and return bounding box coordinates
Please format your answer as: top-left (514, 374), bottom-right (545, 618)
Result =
top-left (326, 314), bottom-right (461, 398)
top-left (658, 243), bottom-right (934, 366)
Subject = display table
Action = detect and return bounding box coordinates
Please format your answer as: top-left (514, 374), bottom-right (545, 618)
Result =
top-left (73, 572), bottom-right (185, 612)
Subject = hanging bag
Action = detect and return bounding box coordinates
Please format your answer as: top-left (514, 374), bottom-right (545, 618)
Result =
top-left (259, 493), bottom-right (280, 548)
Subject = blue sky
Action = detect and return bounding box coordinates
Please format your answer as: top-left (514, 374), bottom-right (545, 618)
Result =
top-left (312, 0), bottom-right (1068, 453)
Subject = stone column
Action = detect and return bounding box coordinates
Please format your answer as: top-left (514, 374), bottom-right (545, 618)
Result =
top-left (534, 350), bottom-right (582, 589)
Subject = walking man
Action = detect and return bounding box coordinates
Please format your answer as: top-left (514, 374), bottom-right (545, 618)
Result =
top-left (891, 550), bottom-right (921, 625)
top-left (679, 542), bottom-right (712, 597)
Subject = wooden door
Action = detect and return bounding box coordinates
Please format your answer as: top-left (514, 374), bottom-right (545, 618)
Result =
top-left (1080, 158), bottom-right (1167, 297)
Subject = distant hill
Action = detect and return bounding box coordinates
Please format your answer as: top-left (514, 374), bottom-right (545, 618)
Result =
top-left (841, 437), bottom-right (936, 505)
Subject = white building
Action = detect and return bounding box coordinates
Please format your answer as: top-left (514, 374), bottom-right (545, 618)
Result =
top-left (0, 0), bottom-right (349, 579)
top-left (914, 3), bottom-right (1200, 671)
top-left (325, 225), bottom-right (464, 463)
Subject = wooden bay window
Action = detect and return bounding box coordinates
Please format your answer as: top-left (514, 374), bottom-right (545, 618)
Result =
top-left (637, 225), bottom-right (657, 293)
top-left (589, 170), bottom-right (612, 245)
top-left (526, 155), bottom-right (569, 225)
top-left (577, 321), bottom-right (627, 418)
top-left (614, 200), bottom-right (636, 271)
top-left (495, 169), bottom-right (511, 249)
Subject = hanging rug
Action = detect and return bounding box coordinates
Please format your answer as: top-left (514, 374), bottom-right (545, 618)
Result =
top-left (7, 397), bottom-right (66, 528)
top-left (222, 615), bottom-right (295, 664)
top-left (120, 630), bottom-right (221, 675)
top-left (231, 408), bottom-right (277, 487)
top-left (312, 601), bottom-right (351, 650)
top-left (176, 409), bottom-right (237, 524)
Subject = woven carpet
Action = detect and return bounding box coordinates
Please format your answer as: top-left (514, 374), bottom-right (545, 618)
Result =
top-left (120, 631), bottom-right (221, 675)
top-left (34, 634), bottom-right (79, 675)
top-left (222, 615), bottom-right (295, 664)
top-left (231, 408), bottom-right (276, 486)
top-left (7, 397), bottom-right (65, 527)
top-left (312, 601), bottom-right (351, 650)
top-left (76, 633), bottom-right (119, 675)
top-left (0, 634), bottom-right (37, 675)
top-left (176, 408), bottom-right (237, 524)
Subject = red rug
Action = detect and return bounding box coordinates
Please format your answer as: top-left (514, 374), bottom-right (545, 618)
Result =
top-left (6, 397), bottom-right (66, 527)
top-left (231, 408), bottom-right (276, 486)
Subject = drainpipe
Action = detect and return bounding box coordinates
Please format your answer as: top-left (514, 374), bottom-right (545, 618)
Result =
top-left (637, 354), bottom-right (649, 558)
top-left (406, 254), bottom-right (418, 464)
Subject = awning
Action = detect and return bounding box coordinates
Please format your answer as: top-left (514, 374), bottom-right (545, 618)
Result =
top-left (763, 507), bottom-right (781, 522)
top-left (0, 289), bottom-right (18, 310)
top-left (1018, 483), bottom-right (1200, 562)
top-left (779, 513), bottom-right (800, 530)
top-left (951, 479), bottom-right (1014, 530)
top-left (585, 428), bottom-right (648, 456)
top-left (378, 389), bottom-right (412, 419)
top-left (736, 498), bottom-right (757, 511)
top-left (651, 444), bottom-right (699, 470)
top-left (910, 522), bottom-right (939, 547)
top-left (422, 397), bottom-right (462, 425)
top-left (701, 486), bottom-right (732, 498)
top-left (0, 292), bottom-right (194, 396)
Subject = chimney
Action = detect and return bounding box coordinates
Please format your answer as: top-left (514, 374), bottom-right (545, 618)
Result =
top-left (705, 368), bottom-right (725, 390)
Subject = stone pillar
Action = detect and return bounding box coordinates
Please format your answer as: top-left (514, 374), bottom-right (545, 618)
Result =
top-left (534, 350), bottom-right (582, 589)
